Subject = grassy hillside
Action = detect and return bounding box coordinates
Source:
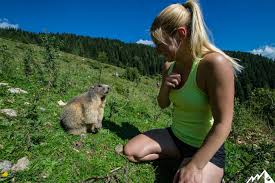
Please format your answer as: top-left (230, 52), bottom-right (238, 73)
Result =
top-left (0, 37), bottom-right (274, 182)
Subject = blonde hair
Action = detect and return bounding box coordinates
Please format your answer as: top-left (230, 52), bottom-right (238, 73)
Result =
top-left (150, 0), bottom-right (243, 73)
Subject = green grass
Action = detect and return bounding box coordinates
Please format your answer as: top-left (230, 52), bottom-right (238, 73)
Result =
top-left (0, 37), bottom-right (274, 182)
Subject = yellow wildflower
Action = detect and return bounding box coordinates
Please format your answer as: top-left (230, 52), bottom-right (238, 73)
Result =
top-left (1, 171), bottom-right (9, 177)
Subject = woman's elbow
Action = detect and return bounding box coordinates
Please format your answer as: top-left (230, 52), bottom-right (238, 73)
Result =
top-left (157, 101), bottom-right (170, 109)
top-left (157, 95), bottom-right (171, 109)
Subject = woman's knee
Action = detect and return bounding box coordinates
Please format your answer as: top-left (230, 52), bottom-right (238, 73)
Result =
top-left (202, 162), bottom-right (224, 183)
top-left (123, 142), bottom-right (134, 157)
top-left (123, 143), bottom-right (142, 162)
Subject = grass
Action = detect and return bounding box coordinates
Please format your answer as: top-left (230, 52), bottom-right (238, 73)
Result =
top-left (0, 37), bottom-right (274, 182)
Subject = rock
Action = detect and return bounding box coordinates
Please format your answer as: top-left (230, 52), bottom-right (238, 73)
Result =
top-left (39, 107), bottom-right (46, 112)
top-left (57, 100), bottom-right (67, 106)
top-left (41, 171), bottom-right (49, 179)
top-left (8, 88), bottom-right (28, 94)
top-left (0, 83), bottom-right (9, 87)
top-left (113, 72), bottom-right (119, 77)
top-left (11, 157), bottom-right (29, 172)
top-left (0, 109), bottom-right (17, 118)
top-left (80, 134), bottom-right (86, 139)
top-left (0, 160), bottom-right (13, 172)
top-left (115, 144), bottom-right (124, 154)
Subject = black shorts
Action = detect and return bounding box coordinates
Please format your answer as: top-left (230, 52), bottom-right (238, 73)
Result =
top-left (167, 127), bottom-right (226, 169)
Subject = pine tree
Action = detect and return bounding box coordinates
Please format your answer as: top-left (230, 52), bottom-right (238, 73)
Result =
top-left (96, 51), bottom-right (108, 83)
top-left (23, 48), bottom-right (34, 78)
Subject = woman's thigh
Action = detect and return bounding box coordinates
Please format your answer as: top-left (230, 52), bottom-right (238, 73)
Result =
top-left (123, 128), bottom-right (181, 160)
top-left (179, 158), bottom-right (224, 183)
top-left (202, 162), bottom-right (224, 183)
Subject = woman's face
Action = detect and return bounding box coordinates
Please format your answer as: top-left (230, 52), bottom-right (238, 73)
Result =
top-left (154, 37), bottom-right (179, 62)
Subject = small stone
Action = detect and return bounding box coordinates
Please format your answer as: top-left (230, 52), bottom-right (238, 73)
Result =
top-left (11, 157), bottom-right (29, 172)
top-left (39, 107), bottom-right (46, 112)
top-left (115, 144), bottom-right (124, 154)
top-left (41, 171), bottom-right (49, 179)
top-left (57, 100), bottom-right (67, 106)
top-left (8, 88), bottom-right (28, 94)
top-left (80, 134), bottom-right (86, 139)
top-left (113, 72), bottom-right (119, 77)
top-left (0, 83), bottom-right (9, 87)
top-left (0, 109), bottom-right (17, 118)
top-left (0, 160), bottom-right (13, 172)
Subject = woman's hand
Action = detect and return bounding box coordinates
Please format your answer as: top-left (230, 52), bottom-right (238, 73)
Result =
top-left (163, 73), bottom-right (181, 89)
top-left (173, 162), bottom-right (203, 183)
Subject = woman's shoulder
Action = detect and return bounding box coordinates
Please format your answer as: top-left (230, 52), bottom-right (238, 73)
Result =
top-left (199, 52), bottom-right (232, 72)
top-left (201, 52), bottom-right (227, 64)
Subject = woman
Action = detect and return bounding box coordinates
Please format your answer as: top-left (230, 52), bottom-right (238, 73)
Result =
top-left (123, 0), bottom-right (242, 182)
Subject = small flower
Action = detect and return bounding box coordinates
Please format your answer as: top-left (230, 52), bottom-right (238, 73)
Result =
top-left (1, 171), bottom-right (9, 177)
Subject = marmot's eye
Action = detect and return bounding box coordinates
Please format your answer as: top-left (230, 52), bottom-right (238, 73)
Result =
top-left (98, 84), bottom-right (102, 87)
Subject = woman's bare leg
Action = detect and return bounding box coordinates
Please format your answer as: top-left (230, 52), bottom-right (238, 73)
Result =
top-left (123, 128), bottom-right (181, 162)
top-left (175, 158), bottom-right (224, 183)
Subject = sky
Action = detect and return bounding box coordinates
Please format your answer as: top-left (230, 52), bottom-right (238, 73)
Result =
top-left (1, 0), bottom-right (275, 59)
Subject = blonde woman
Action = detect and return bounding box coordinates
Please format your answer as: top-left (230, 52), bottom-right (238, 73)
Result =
top-left (123, 0), bottom-right (242, 182)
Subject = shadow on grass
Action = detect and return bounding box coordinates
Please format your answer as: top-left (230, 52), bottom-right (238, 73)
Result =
top-left (102, 119), bottom-right (180, 182)
top-left (102, 119), bottom-right (141, 140)
top-left (152, 158), bottom-right (180, 183)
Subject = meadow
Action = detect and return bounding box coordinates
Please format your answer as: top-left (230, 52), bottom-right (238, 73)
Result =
top-left (0, 37), bottom-right (274, 182)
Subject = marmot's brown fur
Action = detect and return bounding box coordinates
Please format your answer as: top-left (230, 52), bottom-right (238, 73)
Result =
top-left (60, 84), bottom-right (110, 135)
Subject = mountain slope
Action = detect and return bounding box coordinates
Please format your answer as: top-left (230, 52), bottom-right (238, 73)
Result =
top-left (0, 37), bottom-right (273, 183)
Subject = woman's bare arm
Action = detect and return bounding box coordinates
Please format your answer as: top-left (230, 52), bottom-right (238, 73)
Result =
top-left (188, 52), bottom-right (234, 169)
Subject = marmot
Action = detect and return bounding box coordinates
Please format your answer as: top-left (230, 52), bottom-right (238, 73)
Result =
top-left (60, 84), bottom-right (110, 135)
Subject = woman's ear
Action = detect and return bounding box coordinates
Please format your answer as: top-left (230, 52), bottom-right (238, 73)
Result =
top-left (177, 26), bottom-right (188, 39)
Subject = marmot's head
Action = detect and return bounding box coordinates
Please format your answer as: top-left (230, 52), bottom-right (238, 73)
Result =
top-left (88, 84), bottom-right (110, 100)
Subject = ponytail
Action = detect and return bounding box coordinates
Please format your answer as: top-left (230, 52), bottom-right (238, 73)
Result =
top-left (150, 0), bottom-right (243, 75)
top-left (184, 0), bottom-right (243, 74)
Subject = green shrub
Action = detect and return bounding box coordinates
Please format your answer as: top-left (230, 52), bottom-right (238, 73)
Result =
top-left (123, 67), bottom-right (140, 82)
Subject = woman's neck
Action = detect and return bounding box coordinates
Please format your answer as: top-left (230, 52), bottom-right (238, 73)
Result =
top-left (175, 45), bottom-right (194, 69)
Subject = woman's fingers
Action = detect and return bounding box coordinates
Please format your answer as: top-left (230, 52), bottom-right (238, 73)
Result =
top-left (166, 82), bottom-right (176, 88)
top-left (168, 78), bottom-right (179, 85)
top-left (165, 74), bottom-right (181, 88)
top-left (170, 73), bottom-right (181, 80)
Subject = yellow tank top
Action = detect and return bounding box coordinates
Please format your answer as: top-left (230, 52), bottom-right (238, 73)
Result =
top-left (168, 59), bottom-right (214, 148)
